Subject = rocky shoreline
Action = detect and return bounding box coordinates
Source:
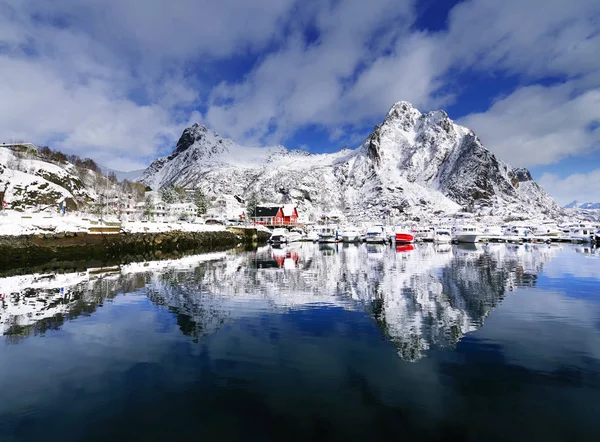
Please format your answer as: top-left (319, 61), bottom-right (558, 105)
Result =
top-left (0, 229), bottom-right (270, 275)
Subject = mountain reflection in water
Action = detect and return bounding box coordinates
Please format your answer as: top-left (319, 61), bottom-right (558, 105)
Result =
top-left (1, 243), bottom-right (559, 360)
top-left (2, 242), bottom-right (600, 442)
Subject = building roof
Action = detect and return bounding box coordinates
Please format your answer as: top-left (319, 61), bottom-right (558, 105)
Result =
top-left (282, 204), bottom-right (296, 217)
top-left (251, 205), bottom-right (280, 218)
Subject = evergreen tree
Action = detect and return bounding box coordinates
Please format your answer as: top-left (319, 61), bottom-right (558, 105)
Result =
top-left (194, 188), bottom-right (208, 215)
top-left (143, 194), bottom-right (153, 218)
top-left (160, 185), bottom-right (177, 204)
top-left (246, 192), bottom-right (259, 220)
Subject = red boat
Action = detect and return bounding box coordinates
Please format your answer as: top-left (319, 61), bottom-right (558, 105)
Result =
top-left (394, 228), bottom-right (415, 244)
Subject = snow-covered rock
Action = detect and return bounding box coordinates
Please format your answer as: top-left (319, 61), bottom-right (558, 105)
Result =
top-left (0, 147), bottom-right (97, 211)
top-left (142, 102), bottom-right (562, 221)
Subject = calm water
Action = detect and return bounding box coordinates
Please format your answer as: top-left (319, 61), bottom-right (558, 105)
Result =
top-left (1, 242), bottom-right (599, 441)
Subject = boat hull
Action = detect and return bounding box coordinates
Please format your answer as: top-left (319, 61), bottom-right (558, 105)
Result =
top-left (570, 235), bottom-right (593, 243)
top-left (318, 234), bottom-right (337, 243)
top-left (341, 235), bottom-right (362, 243)
top-left (365, 235), bottom-right (387, 244)
top-left (395, 233), bottom-right (414, 244)
top-left (455, 234), bottom-right (481, 243)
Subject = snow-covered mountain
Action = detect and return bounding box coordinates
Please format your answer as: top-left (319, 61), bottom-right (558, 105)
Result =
top-left (141, 101), bottom-right (562, 220)
top-left (565, 201), bottom-right (600, 209)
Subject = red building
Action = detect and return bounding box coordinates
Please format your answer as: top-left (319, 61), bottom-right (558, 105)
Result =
top-left (250, 204), bottom-right (299, 225)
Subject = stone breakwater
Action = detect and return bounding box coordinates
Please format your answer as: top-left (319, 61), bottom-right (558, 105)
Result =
top-left (0, 229), bottom-right (271, 273)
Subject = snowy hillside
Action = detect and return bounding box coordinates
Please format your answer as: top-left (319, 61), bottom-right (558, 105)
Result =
top-left (0, 147), bottom-right (96, 211)
top-left (141, 101), bottom-right (563, 221)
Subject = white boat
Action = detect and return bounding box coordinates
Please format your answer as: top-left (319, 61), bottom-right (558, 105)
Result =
top-left (481, 225), bottom-right (504, 242)
top-left (433, 228), bottom-right (452, 243)
top-left (339, 228), bottom-right (362, 243)
top-left (503, 225), bottom-right (533, 241)
top-left (365, 224), bottom-right (388, 243)
top-left (287, 228), bottom-right (304, 243)
top-left (317, 223), bottom-right (339, 243)
top-left (305, 231), bottom-right (319, 242)
top-left (569, 226), bottom-right (595, 243)
top-left (414, 227), bottom-right (435, 242)
top-left (452, 225), bottom-right (482, 243)
top-left (532, 223), bottom-right (562, 237)
top-left (269, 228), bottom-right (290, 244)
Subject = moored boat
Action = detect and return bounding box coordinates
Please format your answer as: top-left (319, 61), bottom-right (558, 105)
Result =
top-left (452, 225), bottom-right (482, 243)
top-left (340, 228), bottom-right (362, 243)
top-left (269, 228), bottom-right (289, 244)
top-left (414, 227), bottom-right (435, 242)
top-left (286, 228), bottom-right (304, 243)
top-left (365, 224), bottom-right (388, 243)
top-left (394, 226), bottom-right (414, 244)
top-left (433, 228), bottom-right (452, 243)
top-left (317, 223), bottom-right (339, 243)
top-left (569, 225), bottom-right (595, 243)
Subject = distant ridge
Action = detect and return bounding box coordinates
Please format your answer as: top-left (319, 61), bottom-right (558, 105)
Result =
top-left (564, 201), bottom-right (600, 209)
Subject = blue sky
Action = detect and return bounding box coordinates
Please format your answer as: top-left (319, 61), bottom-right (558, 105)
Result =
top-left (0, 0), bottom-right (599, 204)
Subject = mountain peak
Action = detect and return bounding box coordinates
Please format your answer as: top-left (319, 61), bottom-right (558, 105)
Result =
top-left (385, 101), bottom-right (422, 129)
top-left (171, 122), bottom-right (224, 158)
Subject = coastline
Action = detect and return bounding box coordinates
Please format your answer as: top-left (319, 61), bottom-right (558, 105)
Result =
top-left (0, 228), bottom-right (270, 275)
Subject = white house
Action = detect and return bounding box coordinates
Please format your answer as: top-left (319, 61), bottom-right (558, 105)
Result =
top-left (169, 202), bottom-right (197, 219)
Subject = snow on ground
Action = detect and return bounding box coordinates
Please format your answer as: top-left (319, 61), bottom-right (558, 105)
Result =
top-left (0, 210), bottom-right (228, 236)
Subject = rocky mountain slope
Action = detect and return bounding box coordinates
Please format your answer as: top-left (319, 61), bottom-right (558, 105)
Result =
top-left (0, 146), bottom-right (132, 213)
top-left (0, 147), bottom-right (97, 211)
top-left (141, 101), bottom-right (563, 220)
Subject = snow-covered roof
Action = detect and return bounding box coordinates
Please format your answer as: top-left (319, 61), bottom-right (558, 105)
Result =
top-left (282, 204), bottom-right (296, 217)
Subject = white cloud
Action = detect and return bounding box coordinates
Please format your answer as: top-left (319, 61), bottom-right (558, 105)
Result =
top-left (1, 0), bottom-right (599, 172)
top-left (538, 169), bottom-right (600, 206)
top-left (205, 0), bottom-right (422, 144)
top-left (0, 0), bottom-right (299, 170)
top-left (443, 0), bottom-right (600, 79)
top-left (0, 55), bottom-right (182, 171)
top-left (12, 0), bottom-right (297, 62)
top-left (458, 84), bottom-right (600, 167)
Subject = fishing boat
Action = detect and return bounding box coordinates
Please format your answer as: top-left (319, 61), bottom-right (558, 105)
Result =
top-left (413, 227), bottom-right (435, 242)
top-left (287, 228), bottom-right (304, 243)
top-left (452, 225), bottom-right (482, 243)
top-left (269, 228), bottom-right (290, 244)
top-left (317, 223), bottom-right (338, 243)
top-left (433, 228), bottom-right (452, 243)
top-left (394, 226), bottom-right (414, 244)
top-left (365, 224), bottom-right (389, 243)
top-left (339, 227), bottom-right (362, 243)
top-left (569, 225), bottom-right (595, 243)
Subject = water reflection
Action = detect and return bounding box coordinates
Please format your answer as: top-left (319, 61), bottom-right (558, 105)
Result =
top-left (1, 243), bottom-right (563, 360)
